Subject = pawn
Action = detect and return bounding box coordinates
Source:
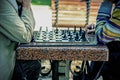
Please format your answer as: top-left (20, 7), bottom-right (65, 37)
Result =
top-left (68, 32), bottom-right (75, 42)
top-left (79, 27), bottom-right (82, 36)
top-left (55, 27), bottom-right (58, 34)
top-left (75, 32), bottom-right (80, 41)
top-left (67, 27), bottom-right (71, 35)
top-left (50, 28), bottom-right (56, 42)
top-left (45, 27), bottom-right (49, 42)
top-left (73, 25), bottom-right (76, 34)
top-left (62, 31), bottom-right (68, 41)
top-left (56, 29), bottom-right (62, 42)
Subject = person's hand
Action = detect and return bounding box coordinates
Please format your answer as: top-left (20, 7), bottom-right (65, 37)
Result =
top-left (22, 0), bottom-right (31, 9)
top-left (85, 24), bottom-right (96, 34)
top-left (16, 0), bottom-right (31, 9)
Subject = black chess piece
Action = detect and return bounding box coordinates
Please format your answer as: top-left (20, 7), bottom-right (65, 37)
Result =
top-left (73, 25), bottom-right (76, 34)
top-left (67, 27), bottom-right (71, 35)
top-left (55, 27), bottom-right (58, 34)
top-left (62, 31), bottom-right (68, 41)
top-left (61, 30), bottom-right (65, 36)
top-left (80, 30), bottom-right (88, 42)
top-left (67, 29), bottom-right (71, 37)
top-left (79, 27), bottom-right (82, 36)
top-left (75, 32), bottom-right (80, 41)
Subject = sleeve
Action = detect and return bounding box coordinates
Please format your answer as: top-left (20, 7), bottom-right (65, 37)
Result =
top-left (96, 1), bottom-right (120, 44)
top-left (0, 3), bottom-right (35, 43)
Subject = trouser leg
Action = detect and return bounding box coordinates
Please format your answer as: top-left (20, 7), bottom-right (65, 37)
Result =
top-left (12, 60), bottom-right (41, 80)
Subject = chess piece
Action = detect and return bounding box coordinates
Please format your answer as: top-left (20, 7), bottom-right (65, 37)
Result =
top-left (55, 27), bottom-right (58, 34)
top-left (67, 27), bottom-right (70, 35)
top-left (73, 25), bottom-right (76, 34)
top-left (56, 29), bottom-right (62, 42)
top-left (62, 30), bottom-right (69, 42)
top-left (45, 27), bottom-right (49, 42)
top-left (68, 31), bottom-right (75, 42)
top-left (79, 27), bottom-right (82, 36)
top-left (50, 28), bottom-right (56, 42)
top-left (79, 30), bottom-right (88, 42)
top-left (75, 32), bottom-right (80, 41)
top-left (37, 26), bottom-right (43, 42)
top-left (32, 31), bottom-right (38, 42)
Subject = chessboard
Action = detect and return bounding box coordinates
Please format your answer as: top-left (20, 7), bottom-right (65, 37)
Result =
top-left (33, 26), bottom-right (97, 46)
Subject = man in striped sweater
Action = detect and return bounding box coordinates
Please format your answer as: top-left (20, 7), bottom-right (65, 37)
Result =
top-left (90, 0), bottom-right (120, 80)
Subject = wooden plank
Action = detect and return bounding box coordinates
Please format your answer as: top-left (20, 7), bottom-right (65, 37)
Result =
top-left (52, 11), bottom-right (98, 14)
top-left (52, 0), bottom-right (101, 27)
top-left (52, 20), bottom-right (96, 24)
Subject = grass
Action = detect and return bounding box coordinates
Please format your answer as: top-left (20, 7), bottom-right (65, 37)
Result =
top-left (31, 0), bottom-right (51, 6)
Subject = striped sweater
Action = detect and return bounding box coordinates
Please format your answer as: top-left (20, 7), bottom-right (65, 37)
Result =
top-left (96, 1), bottom-right (120, 44)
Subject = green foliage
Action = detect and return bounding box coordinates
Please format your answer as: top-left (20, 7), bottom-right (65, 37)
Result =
top-left (31, 0), bottom-right (51, 6)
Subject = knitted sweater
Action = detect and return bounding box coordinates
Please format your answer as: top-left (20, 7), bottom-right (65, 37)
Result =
top-left (96, 1), bottom-right (120, 44)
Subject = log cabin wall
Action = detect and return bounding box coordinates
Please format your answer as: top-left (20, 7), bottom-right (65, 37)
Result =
top-left (52, 0), bottom-right (102, 28)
